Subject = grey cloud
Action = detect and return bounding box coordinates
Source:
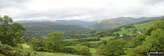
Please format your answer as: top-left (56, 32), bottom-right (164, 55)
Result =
top-left (142, 0), bottom-right (163, 5)
top-left (18, 8), bottom-right (104, 20)
top-left (1, 0), bottom-right (164, 21)
top-left (0, 0), bottom-right (29, 8)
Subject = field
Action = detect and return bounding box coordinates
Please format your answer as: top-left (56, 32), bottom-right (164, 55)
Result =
top-left (115, 21), bottom-right (154, 35)
top-left (20, 44), bottom-right (80, 56)
top-left (20, 36), bottom-right (115, 56)
top-left (35, 52), bottom-right (79, 56)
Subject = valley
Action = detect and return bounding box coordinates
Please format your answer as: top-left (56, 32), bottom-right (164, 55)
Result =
top-left (0, 16), bottom-right (164, 56)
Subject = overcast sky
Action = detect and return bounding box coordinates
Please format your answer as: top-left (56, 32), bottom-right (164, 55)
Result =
top-left (0, 0), bottom-right (164, 21)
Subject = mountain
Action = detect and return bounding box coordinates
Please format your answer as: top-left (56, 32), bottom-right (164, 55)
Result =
top-left (90, 16), bottom-right (163, 30)
top-left (55, 20), bottom-right (96, 26)
top-left (21, 22), bottom-right (91, 38)
top-left (17, 20), bottom-right (96, 27)
top-left (18, 16), bottom-right (164, 38)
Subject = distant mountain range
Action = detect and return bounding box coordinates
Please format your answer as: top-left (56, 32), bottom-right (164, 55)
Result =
top-left (55, 20), bottom-right (96, 26)
top-left (17, 16), bottom-right (164, 37)
top-left (21, 22), bottom-right (91, 37)
top-left (17, 20), bottom-right (97, 27)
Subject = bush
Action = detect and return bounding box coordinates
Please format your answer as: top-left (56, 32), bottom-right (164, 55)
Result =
top-left (61, 47), bottom-right (76, 54)
top-left (96, 44), bottom-right (105, 55)
top-left (77, 37), bottom-right (100, 42)
top-left (81, 43), bottom-right (98, 48)
top-left (0, 43), bottom-right (31, 56)
top-left (75, 44), bottom-right (91, 56)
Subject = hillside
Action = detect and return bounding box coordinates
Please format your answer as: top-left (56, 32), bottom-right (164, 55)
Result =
top-left (55, 20), bottom-right (96, 26)
top-left (114, 17), bottom-right (164, 35)
top-left (90, 17), bottom-right (162, 30)
top-left (22, 22), bottom-right (91, 38)
top-left (19, 16), bottom-right (164, 38)
top-left (115, 20), bottom-right (154, 35)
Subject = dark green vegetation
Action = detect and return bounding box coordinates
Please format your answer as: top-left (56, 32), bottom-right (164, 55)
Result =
top-left (0, 15), bottom-right (164, 56)
top-left (23, 22), bottom-right (91, 38)
top-left (0, 16), bottom-right (25, 46)
top-left (29, 32), bottom-right (64, 52)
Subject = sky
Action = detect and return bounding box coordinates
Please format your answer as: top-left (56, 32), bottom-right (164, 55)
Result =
top-left (0, 0), bottom-right (164, 21)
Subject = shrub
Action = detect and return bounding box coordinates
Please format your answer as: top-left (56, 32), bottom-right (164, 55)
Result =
top-left (75, 44), bottom-right (91, 56)
top-left (0, 43), bottom-right (31, 56)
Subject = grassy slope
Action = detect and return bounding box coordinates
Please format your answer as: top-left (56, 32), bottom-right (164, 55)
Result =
top-left (88, 36), bottom-right (114, 43)
top-left (115, 21), bottom-right (154, 35)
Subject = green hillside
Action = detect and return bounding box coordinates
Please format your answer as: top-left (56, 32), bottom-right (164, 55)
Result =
top-left (90, 17), bottom-right (160, 31)
top-left (115, 20), bottom-right (154, 35)
top-left (22, 22), bottom-right (91, 38)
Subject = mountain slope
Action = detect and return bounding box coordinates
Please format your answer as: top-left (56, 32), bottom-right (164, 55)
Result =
top-left (22, 22), bottom-right (91, 38)
top-left (91, 16), bottom-right (163, 30)
top-left (114, 17), bottom-right (164, 35)
top-left (55, 20), bottom-right (96, 26)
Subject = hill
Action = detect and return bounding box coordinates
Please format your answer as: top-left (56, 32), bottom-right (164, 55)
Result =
top-left (115, 21), bottom-right (154, 35)
top-left (114, 17), bottom-right (164, 35)
top-left (55, 20), bottom-right (96, 26)
top-left (90, 16), bottom-right (163, 30)
top-left (22, 22), bottom-right (91, 38)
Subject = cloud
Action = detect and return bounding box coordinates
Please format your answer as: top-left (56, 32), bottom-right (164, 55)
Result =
top-left (141, 0), bottom-right (163, 5)
top-left (0, 0), bottom-right (164, 21)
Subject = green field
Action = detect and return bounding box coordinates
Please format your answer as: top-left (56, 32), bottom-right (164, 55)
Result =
top-left (115, 21), bottom-right (154, 35)
top-left (87, 36), bottom-right (114, 43)
top-left (90, 48), bottom-right (96, 53)
top-left (35, 52), bottom-right (79, 56)
top-left (135, 21), bottom-right (153, 30)
top-left (20, 44), bottom-right (80, 56)
top-left (100, 36), bottom-right (114, 41)
top-left (32, 36), bottom-right (115, 56)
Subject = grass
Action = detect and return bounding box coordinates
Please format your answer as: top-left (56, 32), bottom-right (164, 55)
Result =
top-left (100, 36), bottom-right (114, 41)
top-left (87, 36), bottom-right (114, 44)
top-left (20, 44), bottom-right (79, 56)
top-left (87, 41), bottom-right (101, 43)
top-left (20, 44), bottom-right (33, 50)
top-left (64, 39), bottom-right (78, 41)
top-left (66, 46), bottom-right (75, 48)
top-left (89, 48), bottom-right (105, 56)
top-left (20, 36), bottom-right (112, 56)
top-left (89, 48), bottom-right (96, 53)
top-left (0, 54), bottom-right (4, 56)
top-left (115, 21), bottom-right (154, 35)
top-left (115, 28), bottom-right (136, 35)
top-left (36, 52), bottom-right (79, 56)
top-left (135, 21), bottom-right (153, 30)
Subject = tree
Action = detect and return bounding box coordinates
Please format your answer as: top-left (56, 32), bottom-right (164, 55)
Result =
top-left (43, 32), bottom-right (64, 52)
top-left (127, 34), bottom-right (146, 48)
top-left (29, 38), bottom-right (44, 51)
top-left (128, 20), bottom-right (164, 56)
top-left (0, 15), bottom-right (25, 46)
top-left (104, 38), bottom-right (126, 56)
top-left (96, 44), bottom-right (105, 55)
top-left (75, 44), bottom-right (91, 55)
